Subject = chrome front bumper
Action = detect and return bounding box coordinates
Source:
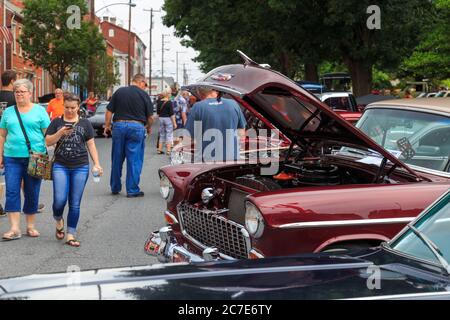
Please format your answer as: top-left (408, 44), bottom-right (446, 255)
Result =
top-left (144, 226), bottom-right (223, 263)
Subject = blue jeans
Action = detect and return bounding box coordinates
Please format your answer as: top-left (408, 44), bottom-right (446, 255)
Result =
top-left (4, 157), bottom-right (42, 214)
top-left (110, 122), bottom-right (146, 195)
top-left (52, 163), bottom-right (89, 235)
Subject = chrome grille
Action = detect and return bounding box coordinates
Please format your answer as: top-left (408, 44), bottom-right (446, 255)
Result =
top-left (178, 203), bottom-right (250, 259)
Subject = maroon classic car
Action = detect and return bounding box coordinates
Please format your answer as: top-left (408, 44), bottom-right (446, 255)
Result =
top-left (146, 52), bottom-right (450, 263)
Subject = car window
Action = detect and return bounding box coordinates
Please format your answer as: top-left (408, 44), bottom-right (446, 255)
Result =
top-left (357, 108), bottom-right (450, 172)
top-left (323, 97), bottom-right (351, 111)
top-left (253, 87), bottom-right (321, 132)
top-left (391, 192), bottom-right (450, 265)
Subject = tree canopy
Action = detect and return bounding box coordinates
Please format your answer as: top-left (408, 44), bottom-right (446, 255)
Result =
top-left (20, 0), bottom-right (105, 88)
top-left (163, 0), bottom-right (438, 96)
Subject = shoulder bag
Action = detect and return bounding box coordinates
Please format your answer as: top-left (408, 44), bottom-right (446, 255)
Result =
top-left (14, 108), bottom-right (70, 180)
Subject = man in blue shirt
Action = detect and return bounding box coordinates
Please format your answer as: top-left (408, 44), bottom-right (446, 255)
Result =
top-left (185, 87), bottom-right (246, 162)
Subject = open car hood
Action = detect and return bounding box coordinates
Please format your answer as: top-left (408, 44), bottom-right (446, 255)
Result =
top-left (183, 51), bottom-right (420, 179)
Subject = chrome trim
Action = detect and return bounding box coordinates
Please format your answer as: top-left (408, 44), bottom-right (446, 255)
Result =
top-left (408, 164), bottom-right (450, 179)
top-left (164, 211), bottom-right (179, 224)
top-left (279, 217), bottom-right (415, 229)
top-left (181, 230), bottom-right (237, 261)
top-left (345, 291), bottom-right (450, 300)
top-left (249, 249), bottom-right (265, 259)
top-left (178, 202), bottom-right (251, 259)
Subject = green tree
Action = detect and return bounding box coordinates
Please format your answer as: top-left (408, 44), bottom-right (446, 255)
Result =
top-left (20, 0), bottom-right (105, 88)
top-left (401, 0), bottom-right (450, 81)
top-left (70, 52), bottom-right (120, 98)
top-left (321, 0), bottom-right (435, 96)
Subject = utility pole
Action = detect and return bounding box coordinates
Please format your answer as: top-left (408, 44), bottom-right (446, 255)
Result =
top-left (143, 8), bottom-right (160, 95)
top-left (161, 34), bottom-right (170, 92)
top-left (87, 0), bottom-right (95, 95)
top-left (176, 51), bottom-right (186, 85)
top-left (127, 0), bottom-right (133, 85)
top-left (183, 63), bottom-right (188, 86)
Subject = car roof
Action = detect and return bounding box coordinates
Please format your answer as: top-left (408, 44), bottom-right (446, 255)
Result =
top-left (318, 92), bottom-right (351, 99)
top-left (366, 98), bottom-right (450, 116)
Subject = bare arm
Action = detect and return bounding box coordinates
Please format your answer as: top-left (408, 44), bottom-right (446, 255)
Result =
top-left (146, 115), bottom-right (154, 135)
top-left (86, 139), bottom-right (103, 176)
top-left (181, 112), bottom-right (187, 126)
top-left (171, 115), bottom-right (177, 129)
top-left (0, 128), bottom-right (7, 169)
top-left (104, 110), bottom-right (113, 136)
top-left (46, 127), bottom-right (72, 146)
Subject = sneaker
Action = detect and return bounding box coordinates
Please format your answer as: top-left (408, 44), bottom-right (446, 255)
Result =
top-left (127, 191), bottom-right (144, 198)
top-left (37, 203), bottom-right (45, 213)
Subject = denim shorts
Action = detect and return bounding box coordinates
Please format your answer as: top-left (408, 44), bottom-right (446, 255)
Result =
top-left (4, 157), bottom-right (42, 214)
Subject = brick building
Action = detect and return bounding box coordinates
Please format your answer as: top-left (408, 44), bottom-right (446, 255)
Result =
top-left (0, 0), bottom-right (54, 101)
top-left (100, 17), bottom-right (147, 91)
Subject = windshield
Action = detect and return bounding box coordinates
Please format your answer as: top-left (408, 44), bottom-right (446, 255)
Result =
top-left (357, 108), bottom-right (450, 172)
top-left (390, 191), bottom-right (450, 267)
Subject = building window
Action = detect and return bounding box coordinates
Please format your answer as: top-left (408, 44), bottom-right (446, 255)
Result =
top-left (19, 27), bottom-right (23, 56)
top-left (109, 29), bottom-right (114, 37)
top-left (12, 24), bottom-right (17, 54)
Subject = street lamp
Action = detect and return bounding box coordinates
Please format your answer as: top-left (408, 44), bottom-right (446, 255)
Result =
top-left (90, 1), bottom-right (137, 90)
top-left (95, 2), bottom-right (136, 14)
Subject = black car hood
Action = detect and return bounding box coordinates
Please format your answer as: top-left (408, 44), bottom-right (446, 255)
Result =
top-left (183, 52), bottom-right (420, 179)
top-left (1, 249), bottom-right (448, 300)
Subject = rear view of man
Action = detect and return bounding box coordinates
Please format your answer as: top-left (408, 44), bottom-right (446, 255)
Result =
top-left (185, 87), bottom-right (246, 162)
top-left (104, 74), bottom-right (153, 198)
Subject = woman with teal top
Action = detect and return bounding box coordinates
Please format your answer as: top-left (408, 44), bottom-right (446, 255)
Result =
top-left (0, 79), bottom-right (50, 240)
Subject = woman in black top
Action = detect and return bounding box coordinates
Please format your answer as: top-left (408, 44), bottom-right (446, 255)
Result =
top-left (156, 89), bottom-right (177, 155)
top-left (45, 94), bottom-right (103, 247)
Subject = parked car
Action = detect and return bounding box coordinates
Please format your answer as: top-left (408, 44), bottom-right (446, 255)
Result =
top-left (147, 52), bottom-right (450, 263)
top-left (2, 189), bottom-right (450, 300)
top-left (436, 91), bottom-right (450, 98)
top-left (87, 102), bottom-right (109, 137)
top-left (296, 81), bottom-right (326, 94)
top-left (355, 93), bottom-right (397, 111)
top-left (356, 98), bottom-right (450, 173)
top-left (316, 92), bottom-right (362, 124)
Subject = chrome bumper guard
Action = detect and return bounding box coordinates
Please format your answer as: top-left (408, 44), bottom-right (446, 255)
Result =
top-left (144, 226), bottom-right (222, 263)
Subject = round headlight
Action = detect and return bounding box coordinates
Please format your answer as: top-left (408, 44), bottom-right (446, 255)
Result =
top-left (159, 172), bottom-right (174, 201)
top-left (245, 202), bottom-right (265, 238)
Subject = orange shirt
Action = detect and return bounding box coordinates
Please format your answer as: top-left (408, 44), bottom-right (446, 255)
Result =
top-left (47, 98), bottom-right (64, 120)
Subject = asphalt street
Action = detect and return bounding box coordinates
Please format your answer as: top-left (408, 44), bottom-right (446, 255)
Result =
top-left (0, 123), bottom-right (167, 278)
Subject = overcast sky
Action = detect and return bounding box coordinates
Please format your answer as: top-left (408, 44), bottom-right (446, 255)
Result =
top-left (95, 0), bottom-right (205, 84)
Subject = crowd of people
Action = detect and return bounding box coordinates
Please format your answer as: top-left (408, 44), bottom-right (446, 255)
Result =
top-left (0, 69), bottom-right (247, 247)
top-left (0, 70), bottom-right (103, 247)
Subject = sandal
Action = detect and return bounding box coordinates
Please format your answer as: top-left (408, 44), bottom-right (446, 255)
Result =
top-left (26, 228), bottom-right (40, 238)
top-left (157, 150), bottom-right (163, 155)
top-left (2, 230), bottom-right (22, 241)
top-left (55, 220), bottom-right (65, 240)
top-left (66, 239), bottom-right (80, 247)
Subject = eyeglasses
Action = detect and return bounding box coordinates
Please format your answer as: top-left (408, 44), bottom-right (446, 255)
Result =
top-left (14, 91), bottom-right (29, 95)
